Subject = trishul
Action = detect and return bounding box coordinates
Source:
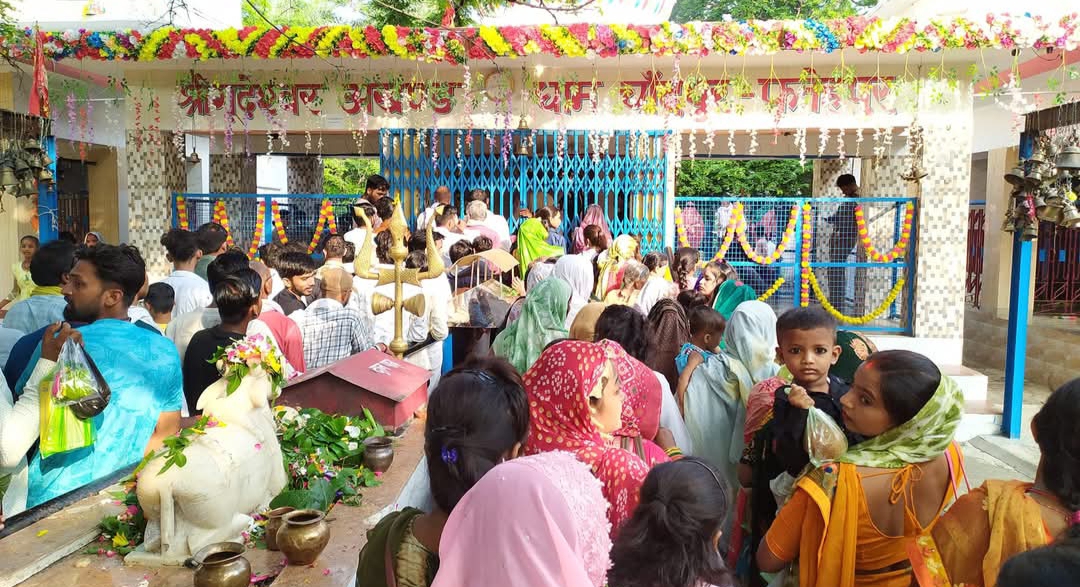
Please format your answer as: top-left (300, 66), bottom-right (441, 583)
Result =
top-left (353, 200), bottom-right (445, 357)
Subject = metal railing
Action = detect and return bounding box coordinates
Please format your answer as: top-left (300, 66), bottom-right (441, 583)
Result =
top-left (674, 196), bottom-right (916, 334)
top-left (967, 202), bottom-right (986, 309)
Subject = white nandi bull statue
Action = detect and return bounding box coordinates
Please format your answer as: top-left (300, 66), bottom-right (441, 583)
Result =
top-left (128, 365), bottom-right (287, 565)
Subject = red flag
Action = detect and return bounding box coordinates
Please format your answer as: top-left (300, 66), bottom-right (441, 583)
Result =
top-left (29, 28), bottom-right (50, 118)
top-left (441, 3), bottom-right (456, 28)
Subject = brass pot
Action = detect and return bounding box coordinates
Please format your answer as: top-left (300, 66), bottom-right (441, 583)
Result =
top-left (362, 436), bottom-right (394, 473)
top-left (277, 509), bottom-right (330, 566)
top-left (185, 542), bottom-right (251, 587)
top-left (264, 506), bottom-right (295, 551)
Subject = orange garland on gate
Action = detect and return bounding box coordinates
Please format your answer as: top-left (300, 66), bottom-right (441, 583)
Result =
top-left (175, 195), bottom-right (190, 231)
top-left (307, 199), bottom-right (339, 254)
top-left (855, 202), bottom-right (915, 262)
top-left (211, 200), bottom-right (236, 248)
top-left (270, 200), bottom-right (288, 243)
top-left (248, 201), bottom-right (266, 258)
top-left (734, 204), bottom-right (800, 265)
top-left (799, 203), bottom-right (813, 307)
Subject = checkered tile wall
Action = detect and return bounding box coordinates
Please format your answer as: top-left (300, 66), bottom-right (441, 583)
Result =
top-left (210, 155), bottom-right (257, 194)
top-left (125, 131), bottom-right (184, 278)
top-left (287, 157), bottom-right (324, 194)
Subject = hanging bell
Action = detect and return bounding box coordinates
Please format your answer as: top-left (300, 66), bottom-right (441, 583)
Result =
top-left (1054, 146), bottom-right (1080, 171)
top-left (1004, 166), bottom-right (1026, 186)
top-left (37, 168), bottom-right (53, 182)
top-left (1060, 202), bottom-right (1080, 228)
top-left (13, 154), bottom-right (30, 174)
top-left (1022, 220), bottom-right (1039, 240)
top-left (1024, 169), bottom-right (1044, 190)
top-left (0, 167), bottom-right (16, 187)
top-left (22, 139), bottom-right (42, 153)
top-left (1033, 192), bottom-right (1049, 217)
top-left (39, 153), bottom-right (53, 168)
top-left (16, 178), bottom-right (37, 197)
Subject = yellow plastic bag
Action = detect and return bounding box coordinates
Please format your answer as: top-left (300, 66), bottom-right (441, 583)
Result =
top-left (38, 369), bottom-right (95, 458)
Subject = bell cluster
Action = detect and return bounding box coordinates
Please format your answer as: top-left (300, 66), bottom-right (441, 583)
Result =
top-left (1003, 138), bottom-right (1080, 238)
top-left (0, 138), bottom-right (54, 198)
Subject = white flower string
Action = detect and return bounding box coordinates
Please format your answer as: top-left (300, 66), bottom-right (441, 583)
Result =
top-left (727, 128), bottom-right (737, 156)
top-left (818, 127), bottom-right (830, 157)
top-left (836, 128), bottom-right (846, 160)
top-left (748, 128), bottom-right (758, 157)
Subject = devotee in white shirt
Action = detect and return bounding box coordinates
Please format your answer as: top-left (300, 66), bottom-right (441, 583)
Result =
top-left (468, 188), bottom-right (511, 246)
top-left (464, 200), bottom-right (505, 249)
top-left (415, 185), bottom-right (452, 230)
top-left (159, 228), bottom-right (212, 317)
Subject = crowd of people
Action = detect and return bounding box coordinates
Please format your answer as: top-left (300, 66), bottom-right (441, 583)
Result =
top-left (1, 173), bottom-right (1077, 587)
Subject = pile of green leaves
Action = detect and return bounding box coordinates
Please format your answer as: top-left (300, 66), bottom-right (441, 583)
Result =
top-left (269, 407), bottom-right (385, 512)
top-left (82, 481), bottom-right (145, 557)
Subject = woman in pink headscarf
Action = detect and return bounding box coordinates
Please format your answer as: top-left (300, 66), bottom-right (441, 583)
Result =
top-left (597, 339), bottom-right (670, 467)
top-left (431, 451), bottom-right (612, 587)
top-left (524, 339), bottom-right (650, 536)
top-left (572, 204), bottom-right (614, 254)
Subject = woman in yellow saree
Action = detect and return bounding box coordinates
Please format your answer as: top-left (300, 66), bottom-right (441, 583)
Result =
top-left (917, 378), bottom-right (1080, 587)
top-left (756, 350), bottom-right (965, 587)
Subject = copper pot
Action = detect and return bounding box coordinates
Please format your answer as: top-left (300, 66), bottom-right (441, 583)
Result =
top-left (264, 506), bottom-right (295, 551)
top-left (185, 542), bottom-right (251, 587)
top-left (277, 509), bottom-right (330, 566)
top-left (363, 436), bottom-right (394, 473)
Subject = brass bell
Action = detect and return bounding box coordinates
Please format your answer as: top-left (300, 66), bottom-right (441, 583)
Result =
top-left (13, 155), bottom-right (30, 174)
top-left (16, 178), bottom-right (37, 197)
top-left (22, 139), bottom-right (42, 153)
top-left (1004, 166), bottom-right (1026, 186)
top-left (40, 153), bottom-right (53, 168)
top-left (1024, 169), bottom-right (1044, 190)
top-left (38, 168), bottom-right (53, 182)
top-left (0, 167), bottom-right (16, 186)
top-left (1060, 202), bottom-right (1080, 228)
top-left (1022, 220), bottom-right (1039, 240)
top-left (1054, 146), bottom-right (1080, 171)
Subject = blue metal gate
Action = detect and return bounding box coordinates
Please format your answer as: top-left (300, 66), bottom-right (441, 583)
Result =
top-left (379, 129), bottom-right (669, 252)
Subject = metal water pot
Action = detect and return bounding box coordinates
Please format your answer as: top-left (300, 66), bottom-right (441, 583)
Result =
top-left (184, 542), bottom-right (251, 587)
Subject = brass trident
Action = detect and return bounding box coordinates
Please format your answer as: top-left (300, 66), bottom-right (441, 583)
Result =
top-left (353, 200), bottom-right (445, 357)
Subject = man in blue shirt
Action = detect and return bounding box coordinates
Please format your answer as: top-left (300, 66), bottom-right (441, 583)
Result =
top-left (10, 244), bottom-right (183, 507)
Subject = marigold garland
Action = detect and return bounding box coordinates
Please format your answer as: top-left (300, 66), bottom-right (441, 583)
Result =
top-left (19, 15), bottom-right (1080, 64)
top-left (807, 270), bottom-right (905, 325)
top-left (248, 201), bottom-right (266, 258)
top-left (270, 200), bottom-right (288, 243)
top-left (211, 200), bottom-right (236, 248)
top-left (735, 204), bottom-right (800, 265)
top-left (674, 206), bottom-right (691, 248)
top-left (855, 202), bottom-right (915, 262)
top-left (757, 277), bottom-right (785, 302)
top-left (306, 199), bottom-right (339, 254)
top-left (175, 195), bottom-right (190, 231)
top-left (799, 203), bottom-right (813, 307)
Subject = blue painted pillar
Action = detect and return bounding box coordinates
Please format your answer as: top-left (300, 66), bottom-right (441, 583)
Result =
top-left (441, 333), bottom-right (454, 375)
top-left (1002, 133), bottom-right (1035, 438)
top-left (36, 136), bottom-right (58, 243)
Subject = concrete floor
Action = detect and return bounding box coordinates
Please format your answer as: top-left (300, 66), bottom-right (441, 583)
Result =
top-left (958, 367), bottom-right (1050, 488)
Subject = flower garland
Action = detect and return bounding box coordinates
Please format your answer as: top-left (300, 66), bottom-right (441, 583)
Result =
top-left (211, 334), bottom-right (287, 396)
top-left (270, 200), bottom-right (288, 243)
top-left (705, 205), bottom-right (740, 266)
top-left (757, 277), bottom-right (785, 302)
top-left (14, 15), bottom-right (1080, 64)
top-left (306, 199), bottom-right (339, 254)
top-left (808, 270), bottom-right (906, 325)
top-left (799, 203), bottom-right (813, 307)
top-left (211, 200), bottom-right (236, 248)
top-left (175, 195), bottom-right (190, 231)
top-left (248, 201), bottom-right (266, 259)
top-left (855, 202), bottom-right (915, 262)
top-left (674, 207), bottom-right (691, 248)
top-left (735, 204), bottom-right (800, 265)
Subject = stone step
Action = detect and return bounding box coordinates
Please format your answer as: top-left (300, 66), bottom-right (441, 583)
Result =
top-left (955, 400), bottom-right (1001, 443)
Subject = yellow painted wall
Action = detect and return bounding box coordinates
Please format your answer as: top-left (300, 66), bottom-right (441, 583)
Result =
top-left (56, 140), bottom-right (121, 243)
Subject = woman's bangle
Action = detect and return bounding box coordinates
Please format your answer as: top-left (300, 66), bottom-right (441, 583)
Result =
top-left (664, 446), bottom-right (684, 460)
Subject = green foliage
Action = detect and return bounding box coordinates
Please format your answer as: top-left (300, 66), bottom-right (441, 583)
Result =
top-left (323, 158), bottom-right (380, 195)
top-left (273, 407), bottom-right (384, 512)
top-left (83, 483), bottom-right (145, 557)
top-left (242, 0), bottom-right (515, 28)
top-left (670, 0), bottom-right (875, 22)
top-left (675, 159), bottom-right (813, 197)
top-left (243, 0), bottom-right (346, 27)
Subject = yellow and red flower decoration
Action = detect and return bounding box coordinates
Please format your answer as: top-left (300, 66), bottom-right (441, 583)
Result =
top-left (175, 195), bottom-right (190, 231)
top-left (270, 200), bottom-right (288, 244)
top-left (855, 202), bottom-right (914, 263)
top-left (248, 201), bottom-right (266, 258)
top-left (211, 200), bottom-right (236, 248)
top-left (306, 199), bottom-right (340, 254)
top-left (11, 15), bottom-right (1080, 64)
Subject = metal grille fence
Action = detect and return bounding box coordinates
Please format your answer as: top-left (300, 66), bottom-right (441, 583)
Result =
top-left (379, 128), bottom-right (669, 252)
top-left (1035, 221), bottom-right (1080, 315)
top-left (675, 196), bottom-right (915, 333)
top-left (172, 193), bottom-right (358, 257)
top-left (966, 203), bottom-right (986, 309)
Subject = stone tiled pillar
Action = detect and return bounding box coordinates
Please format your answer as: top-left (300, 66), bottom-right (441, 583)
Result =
top-left (287, 156), bottom-right (324, 194)
top-left (210, 155), bottom-right (259, 249)
top-left (912, 120), bottom-right (974, 341)
top-left (124, 132), bottom-right (185, 279)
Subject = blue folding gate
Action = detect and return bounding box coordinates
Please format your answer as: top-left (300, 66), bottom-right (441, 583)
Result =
top-left (379, 129), bottom-right (670, 252)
